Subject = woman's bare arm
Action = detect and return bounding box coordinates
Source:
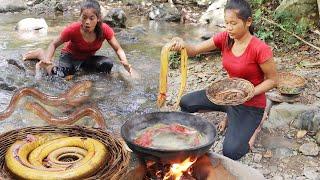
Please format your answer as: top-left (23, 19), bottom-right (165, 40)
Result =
top-left (107, 36), bottom-right (131, 73)
top-left (170, 37), bottom-right (217, 57)
top-left (44, 37), bottom-right (64, 63)
top-left (254, 58), bottom-right (278, 96)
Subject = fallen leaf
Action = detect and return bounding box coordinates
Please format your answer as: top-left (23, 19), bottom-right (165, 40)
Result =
top-left (299, 45), bottom-right (309, 51)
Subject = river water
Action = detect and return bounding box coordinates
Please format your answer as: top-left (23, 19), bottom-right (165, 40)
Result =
top-left (0, 13), bottom-right (220, 134)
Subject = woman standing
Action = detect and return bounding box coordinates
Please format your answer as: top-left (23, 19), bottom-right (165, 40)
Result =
top-left (170, 0), bottom-right (277, 160)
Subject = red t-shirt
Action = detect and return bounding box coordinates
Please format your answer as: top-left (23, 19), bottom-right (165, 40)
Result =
top-left (60, 22), bottom-right (114, 60)
top-left (213, 32), bottom-right (273, 108)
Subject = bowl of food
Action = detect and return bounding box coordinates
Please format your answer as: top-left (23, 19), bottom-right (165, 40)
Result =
top-left (205, 77), bottom-right (255, 106)
top-left (277, 72), bottom-right (306, 95)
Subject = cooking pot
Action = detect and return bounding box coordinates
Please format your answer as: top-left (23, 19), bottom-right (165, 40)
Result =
top-left (121, 112), bottom-right (216, 163)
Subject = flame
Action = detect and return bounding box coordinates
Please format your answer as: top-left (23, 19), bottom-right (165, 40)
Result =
top-left (163, 157), bottom-right (197, 180)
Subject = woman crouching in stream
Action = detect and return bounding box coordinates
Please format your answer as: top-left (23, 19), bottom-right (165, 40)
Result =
top-left (23, 0), bottom-right (132, 78)
top-left (169, 0), bottom-right (278, 161)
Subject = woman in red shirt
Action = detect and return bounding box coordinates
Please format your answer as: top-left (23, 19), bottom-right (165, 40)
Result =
top-left (170, 0), bottom-right (277, 160)
top-left (23, 0), bottom-right (132, 77)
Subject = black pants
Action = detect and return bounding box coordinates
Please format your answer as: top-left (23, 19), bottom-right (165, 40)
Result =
top-left (180, 90), bottom-right (264, 160)
top-left (51, 53), bottom-right (114, 77)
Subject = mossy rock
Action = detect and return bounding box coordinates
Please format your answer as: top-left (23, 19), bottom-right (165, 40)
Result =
top-left (275, 0), bottom-right (318, 25)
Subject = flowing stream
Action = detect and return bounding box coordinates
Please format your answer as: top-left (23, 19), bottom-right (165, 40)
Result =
top-left (0, 13), bottom-right (220, 134)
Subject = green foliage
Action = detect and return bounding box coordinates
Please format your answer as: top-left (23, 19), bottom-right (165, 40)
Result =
top-left (272, 11), bottom-right (309, 46)
top-left (251, 0), bottom-right (265, 5)
top-left (169, 52), bottom-right (206, 69)
top-left (251, 0), bottom-right (310, 49)
top-left (253, 8), bottom-right (274, 41)
top-left (274, 12), bottom-right (308, 35)
top-left (169, 51), bottom-right (181, 69)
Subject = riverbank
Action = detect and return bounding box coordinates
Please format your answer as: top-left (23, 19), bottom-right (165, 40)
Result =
top-left (1, 0), bottom-right (320, 179)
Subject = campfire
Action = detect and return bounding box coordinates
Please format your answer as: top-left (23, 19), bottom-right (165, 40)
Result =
top-left (120, 112), bottom-right (224, 179)
top-left (163, 157), bottom-right (196, 180)
top-left (126, 155), bottom-right (236, 180)
top-left (145, 157), bottom-right (196, 180)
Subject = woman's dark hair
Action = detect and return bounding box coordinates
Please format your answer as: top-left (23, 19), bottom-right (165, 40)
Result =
top-left (225, 0), bottom-right (254, 49)
top-left (80, 0), bottom-right (103, 40)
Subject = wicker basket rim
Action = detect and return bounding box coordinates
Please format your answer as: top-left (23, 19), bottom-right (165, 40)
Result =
top-left (0, 125), bottom-right (130, 180)
top-left (278, 72), bottom-right (306, 87)
top-left (208, 77), bottom-right (253, 86)
top-left (205, 77), bottom-right (255, 105)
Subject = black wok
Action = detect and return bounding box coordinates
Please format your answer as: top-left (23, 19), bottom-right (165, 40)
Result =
top-left (121, 112), bottom-right (216, 163)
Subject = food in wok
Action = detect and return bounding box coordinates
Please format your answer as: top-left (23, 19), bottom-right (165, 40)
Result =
top-left (134, 123), bottom-right (206, 150)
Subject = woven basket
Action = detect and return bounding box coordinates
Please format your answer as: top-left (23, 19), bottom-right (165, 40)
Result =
top-left (206, 78), bottom-right (255, 106)
top-left (277, 72), bottom-right (306, 95)
top-left (0, 125), bottom-right (130, 180)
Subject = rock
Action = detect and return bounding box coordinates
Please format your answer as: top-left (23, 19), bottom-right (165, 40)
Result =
top-left (261, 168), bottom-right (271, 176)
top-left (199, 0), bottom-right (226, 26)
top-left (296, 130), bottom-right (307, 138)
top-left (253, 154), bottom-right (262, 163)
top-left (15, 18), bottom-right (48, 40)
top-left (295, 110), bottom-right (320, 131)
top-left (272, 175), bottom-right (284, 180)
top-left (0, 83), bottom-right (16, 91)
top-left (303, 166), bottom-right (320, 180)
top-left (299, 142), bottom-right (319, 156)
top-left (29, 0), bottom-right (62, 15)
top-left (103, 8), bottom-right (127, 28)
top-left (115, 29), bottom-right (139, 44)
top-left (54, 1), bottom-right (63, 12)
top-left (263, 150), bottom-right (273, 158)
top-left (201, 33), bottom-right (214, 40)
top-left (194, 64), bottom-right (202, 72)
top-left (261, 135), bottom-right (299, 152)
top-left (15, 18), bottom-right (48, 32)
top-left (318, 0), bottom-right (320, 21)
top-left (33, 0), bottom-right (46, 5)
top-left (269, 165), bottom-right (278, 173)
top-left (275, 0), bottom-right (318, 25)
top-left (195, 0), bottom-right (212, 6)
top-left (212, 140), bottom-right (223, 152)
top-left (283, 174), bottom-right (293, 180)
top-left (148, 3), bottom-right (180, 22)
top-left (207, 75), bottom-right (216, 83)
top-left (6, 59), bottom-right (25, 71)
top-left (208, 152), bottom-right (265, 180)
top-left (274, 148), bottom-right (294, 159)
top-left (313, 112), bottom-right (320, 130)
top-left (315, 131), bottom-right (320, 145)
top-left (264, 103), bottom-right (317, 129)
top-left (252, 163), bottom-right (263, 169)
top-left (295, 176), bottom-right (308, 180)
top-left (128, 25), bottom-right (147, 35)
top-left (0, 0), bottom-right (27, 13)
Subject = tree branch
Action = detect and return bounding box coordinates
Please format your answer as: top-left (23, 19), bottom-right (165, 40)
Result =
top-left (261, 17), bottom-right (320, 52)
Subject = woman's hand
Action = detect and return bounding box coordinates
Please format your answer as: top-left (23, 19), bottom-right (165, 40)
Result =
top-left (120, 60), bottom-right (132, 75)
top-left (40, 59), bottom-right (53, 65)
top-left (169, 37), bottom-right (185, 51)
